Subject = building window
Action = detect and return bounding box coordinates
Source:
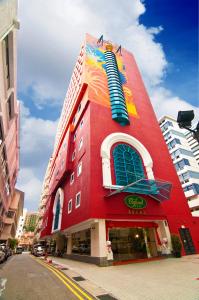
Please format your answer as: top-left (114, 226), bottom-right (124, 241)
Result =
top-left (113, 144), bottom-right (144, 186)
top-left (53, 197), bottom-right (60, 231)
top-left (52, 188), bottom-right (64, 233)
top-left (80, 119), bottom-right (83, 128)
top-left (0, 118), bottom-right (4, 145)
top-left (75, 192), bottom-right (81, 208)
top-left (77, 162), bottom-right (82, 177)
top-left (72, 150), bottom-right (76, 161)
top-left (70, 172), bottom-right (74, 185)
top-left (4, 35), bottom-right (10, 89)
top-left (78, 103), bottom-right (81, 112)
top-left (79, 137), bottom-right (83, 151)
top-left (68, 199), bottom-right (72, 214)
top-left (7, 93), bottom-right (14, 120)
top-left (175, 159), bottom-right (190, 171)
top-left (168, 138), bottom-right (181, 150)
top-left (73, 133), bottom-right (77, 142)
top-left (161, 121), bottom-right (173, 133)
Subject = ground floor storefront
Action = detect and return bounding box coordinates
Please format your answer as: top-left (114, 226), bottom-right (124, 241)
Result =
top-left (43, 218), bottom-right (177, 266)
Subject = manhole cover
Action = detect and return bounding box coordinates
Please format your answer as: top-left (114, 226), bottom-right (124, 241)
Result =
top-left (73, 276), bottom-right (85, 281)
top-left (97, 294), bottom-right (118, 300)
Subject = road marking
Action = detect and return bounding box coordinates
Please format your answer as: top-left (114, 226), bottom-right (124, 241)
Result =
top-left (32, 256), bottom-right (94, 300)
top-left (0, 278), bottom-right (7, 296)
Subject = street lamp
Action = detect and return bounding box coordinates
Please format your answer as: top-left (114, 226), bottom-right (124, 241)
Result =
top-left (177, 110), bottom-right (199, 142)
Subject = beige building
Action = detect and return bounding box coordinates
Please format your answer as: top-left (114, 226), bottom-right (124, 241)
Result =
top-left (24, 212), bottom-right (39, 232)
top-left (18, 231), bottom-right (34, 250)
top-left (0, 0), bottom-right (23, 242)
top-left (0, 189), bottom-right (24, 241)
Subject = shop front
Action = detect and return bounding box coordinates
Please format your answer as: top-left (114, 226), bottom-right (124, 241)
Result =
top-left (107, 221), bottom-right (161, 262)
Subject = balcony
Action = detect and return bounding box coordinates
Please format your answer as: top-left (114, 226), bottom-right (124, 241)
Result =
top-left (188, 196), bottom-right (199, 209)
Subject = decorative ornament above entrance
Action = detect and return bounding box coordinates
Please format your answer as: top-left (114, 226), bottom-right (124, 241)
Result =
top-left (124, 195), bottom-right (147, 209)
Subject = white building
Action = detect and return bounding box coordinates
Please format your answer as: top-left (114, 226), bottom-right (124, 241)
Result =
top-left (16, 208), bottom-right (27, 238)
top-left (185, 125), bottom-right (199, 166)
top-left (159, 116), bottom-right (199, 217)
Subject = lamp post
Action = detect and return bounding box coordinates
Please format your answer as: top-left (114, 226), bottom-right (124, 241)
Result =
top-left (177, 110), bottom-right (199, 142)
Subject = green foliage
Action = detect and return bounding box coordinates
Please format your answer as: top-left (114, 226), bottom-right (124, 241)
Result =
top-left (171, 234), bottom-right (182, 257)
top-left (9, 238), bottom-right (18, 250)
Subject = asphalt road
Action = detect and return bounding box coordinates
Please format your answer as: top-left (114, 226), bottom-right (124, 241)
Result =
top-left (0, 253), bottom-right (86, 300)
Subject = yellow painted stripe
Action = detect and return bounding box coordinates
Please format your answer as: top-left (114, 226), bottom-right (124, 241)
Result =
top-left (35, 258), bottom-right (84, 300)
top-left (38, 259), bottom-right (94, 300)
top-left (33, 257), bottom-right (93, 300)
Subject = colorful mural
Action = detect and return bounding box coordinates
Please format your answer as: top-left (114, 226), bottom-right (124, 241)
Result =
top-left (85, 37), bottom-right (138, 118)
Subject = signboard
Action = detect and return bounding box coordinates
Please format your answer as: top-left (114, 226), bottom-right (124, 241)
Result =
top-left (124, 195), bottom-right (147, 209)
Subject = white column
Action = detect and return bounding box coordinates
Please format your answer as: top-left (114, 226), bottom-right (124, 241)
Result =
top-left (91, 219), bottom-right (107, 257)
top-left (67, 236), bottom-right (72, 255)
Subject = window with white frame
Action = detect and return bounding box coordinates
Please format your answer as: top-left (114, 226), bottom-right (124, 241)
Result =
top-left (73, 133), bottom-right (77, 142)
top-left (75, 192), bottom-right (81, 208)
top-left (72, 150), bottom-right (76, 161)
top-left (70, 172), bottom-right (74, 185)
top-left (78, 103), bottom-right (81, 112)
top-left (77, 161), bottom-right (82, 177)
top-left (68, 199), bottom-right (72, 214)
top-left (80, 119), bottom-right (83, 128)
top-left (79, 137), bottom-right (83, 151)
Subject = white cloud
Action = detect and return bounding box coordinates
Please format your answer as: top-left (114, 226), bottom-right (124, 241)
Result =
top-left (17, 0), bottom-right (167, 108)
top-left (149, 86), bottom-right (199, 120)
top-left (17, 0), bottom-right (198, 210)
top-left (17, 168), bottom-right (43, 211)
top-left (16, 102), bottom-right (58, 209)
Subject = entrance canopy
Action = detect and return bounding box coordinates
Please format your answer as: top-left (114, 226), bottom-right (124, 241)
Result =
top-left (105, 178), bottom-right (172, 202)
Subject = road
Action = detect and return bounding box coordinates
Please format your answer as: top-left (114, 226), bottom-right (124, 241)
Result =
top-left (0, 253), bottom-right (93, 300)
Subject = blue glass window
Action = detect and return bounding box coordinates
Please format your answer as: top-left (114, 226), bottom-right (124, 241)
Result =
top-left (113, 144), bottom-right (144, 186)
top-left (53, 197), bottom-right (60, 231)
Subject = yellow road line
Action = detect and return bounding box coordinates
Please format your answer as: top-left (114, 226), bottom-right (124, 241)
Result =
top-left (32, 256), bottom-right (94, 300)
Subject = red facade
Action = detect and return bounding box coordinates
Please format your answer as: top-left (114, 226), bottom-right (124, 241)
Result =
top-left (40, 34), bottom-right (199, 258)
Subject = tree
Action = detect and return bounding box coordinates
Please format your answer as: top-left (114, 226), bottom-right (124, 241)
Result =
top-left (9, 238), bottom-right (18, 250)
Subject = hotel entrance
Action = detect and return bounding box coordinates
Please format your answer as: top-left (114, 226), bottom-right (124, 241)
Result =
top-left (109, 227), bottom-right (158, 261)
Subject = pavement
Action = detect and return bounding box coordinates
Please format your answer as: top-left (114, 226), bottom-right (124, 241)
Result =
top-left (43, 254), bottom-right (199, 300)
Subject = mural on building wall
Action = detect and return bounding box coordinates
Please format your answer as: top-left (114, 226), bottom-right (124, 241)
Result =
top-left (85, 36), bottom-right (138, 118)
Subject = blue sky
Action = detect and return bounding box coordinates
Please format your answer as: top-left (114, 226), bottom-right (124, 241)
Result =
top-left (16, 0), bottom-right (198, 210)
top-left (141, 0), bottom-right (198, 107)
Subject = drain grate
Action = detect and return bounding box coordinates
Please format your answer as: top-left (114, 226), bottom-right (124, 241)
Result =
top-left (97, 294), bottom-right (118, 300)
top-left (60, 267), bottom-right (68, 270)
top-left (73, 276), bottom-right (86, 282)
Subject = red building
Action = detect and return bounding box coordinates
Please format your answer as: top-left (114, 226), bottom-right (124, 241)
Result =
top-left (39, 34), bottom-right (199, 265)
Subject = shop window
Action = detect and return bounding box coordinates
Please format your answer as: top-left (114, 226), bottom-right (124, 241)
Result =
top-left (70, 172), bottom-right (74, 185)
top-left (113, 144), bottom-right (144, 186)
top-left (68, 199), bottom-right (72, 214)
top-left (79, 137), bottom-right (83, 151)
top-left (75, 192), bottom-right (81, 208)
top-left (72, 229), bottom-right (91, 255)
top-left (77, 161), bottom-right (82, 177)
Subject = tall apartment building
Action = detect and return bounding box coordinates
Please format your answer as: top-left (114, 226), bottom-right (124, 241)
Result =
top-left (159, 116), bottom-right (199, 217)
top-left (24, 212), bottom-right (39, 231)
top-left (16, 208), bottom-right (27, 238)
top-left (185, 126), bottom-right (199, 165)
top-left (37, 34), bottom-right (199, 265)
top-left (0, 0), bottom-right (23, 242)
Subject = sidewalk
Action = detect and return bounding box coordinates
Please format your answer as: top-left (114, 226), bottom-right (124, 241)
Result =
top-left (42, 255), bottom-right (199, 300)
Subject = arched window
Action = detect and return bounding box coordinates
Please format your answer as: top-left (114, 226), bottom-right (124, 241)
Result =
top-left (53, 197), bottom-right (60, 231)
top-left (52, 188), bottom-right (64, 233)
top-left (113, 144), bottom-right (144, 186)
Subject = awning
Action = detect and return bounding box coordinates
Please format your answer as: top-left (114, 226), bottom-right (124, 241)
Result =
top-left (105, 178), bottom-right (172, 202)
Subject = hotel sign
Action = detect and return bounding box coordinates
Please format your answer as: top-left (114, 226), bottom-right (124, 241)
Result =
top-left (124, 195), bottom-right (147, 209)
